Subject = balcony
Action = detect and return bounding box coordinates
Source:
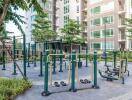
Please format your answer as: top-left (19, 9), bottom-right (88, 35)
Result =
top-left (118, 10), bottom-right (125, 16)
top-left (118, 38), bottom-right (126, 42)
top-left (118, 19), bottom-right (126, 29)
top-left (118, 25), bottom-right (126, 29)
top-left (82, 7), bottom-right (87, 12)
top-left (118, 0), bottom-right (125, 5)
top-left (82, 18), bottom-right (87, 22)
top-left (82, 26), bottom-right (87, 33)
top-left (118, 32), bottom-right (126, 42)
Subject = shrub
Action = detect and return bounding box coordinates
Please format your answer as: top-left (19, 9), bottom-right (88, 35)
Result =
top-left (0, 78), bottom-right (32, 100)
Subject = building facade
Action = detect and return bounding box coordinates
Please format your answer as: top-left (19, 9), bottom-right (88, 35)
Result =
top-left (25, 0), bottom-right (132, 51)
top-left (25, 0), bottom-right (85, 42)
top-left (126, 0), bottom-right (132, 50)
top-left (86, 0), bottom-right (126, 51)
top-left (25, 0), bottom-right (59, 43)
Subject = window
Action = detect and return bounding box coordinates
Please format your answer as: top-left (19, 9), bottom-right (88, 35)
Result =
top-left (91, 6), bottom-right (100, 14)
top-left (89, 0), bottom-right (102, 4)
top-left (101, 1), bottom-right (114, 12)
top-left (76, 0), bottom-right (79, 3)
top-left (76, 16), bottom-right (79, 24)
top-left (64, 15), bottom-right (69, 24)
top-left (129, 40), bottom-right (132, 49)
top-left (44, 2), bottom-right (51, 10)
top-left (47, 14), bottom-right (52, 21)
top-left (102, 29), bottom-right (113, 37)
top-left (77, 5), bottom-right (79, 13)
top-left (91, 43), bottom-right (101, 50)
top-left (131, 0), bottom-right (132, 8)
top-left (64, 5), bottom-right (69, 14)
top-left (91, 31), bottom-right (100, 38)
top-left (102, 16), bottom-right (113, 24)
top-left (91, 18), bottom-right (100, 26)
top-left (102, 42), bottom-right (114, 50)
top-left (64, 0), bottom-right (69, 4)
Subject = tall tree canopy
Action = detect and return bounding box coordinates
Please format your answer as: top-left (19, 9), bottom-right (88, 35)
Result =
top-left (61, 19), bottom-right (85, 44)
top-left (0, 0), bottom-right (47, 35)
top-left (125, 18), bottom-right (132, 38)
top-left (32, 13), bottom-right (56, 42)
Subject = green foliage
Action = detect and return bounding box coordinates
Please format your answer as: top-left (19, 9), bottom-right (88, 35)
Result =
top-left (32, 13), bottom-right (56, 42)
top-left (0, 0), bottom-right (47, 35)
top-left (125, 18), bottom-right (132, 39)
top-left (61, 19), bottom-right (84, 44)
top-left (0, 78), bottom-right (32, 100)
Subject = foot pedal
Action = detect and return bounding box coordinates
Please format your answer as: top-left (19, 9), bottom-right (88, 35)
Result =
top-left (80, 79), bottom-right (86, 84)
top-left (54, 82), bottom-right (60, 87)
top-left (80, 79), bottom-right (83, 83)
top-left (60, 81), bottom-right (67, 86)
top-left (84, 79), bottom-right (91, 84)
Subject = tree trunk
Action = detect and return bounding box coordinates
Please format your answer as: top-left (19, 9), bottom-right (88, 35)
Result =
top-left (0, 0), bottom-right (10, 26)
top-left (71, 42), bottom-right (72, 53)
top-left (52, 0), bottom-right (56, 32)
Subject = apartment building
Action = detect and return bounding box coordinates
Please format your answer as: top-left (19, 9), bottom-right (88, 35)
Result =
top-left (86, 0), bottom-right (126, 51)
top-left (25, 0), bottom-right (60, 43)
top-left (81, 0), bottom-right (88, 37)
top-left (58, 0), bottom-right (83, 37)
top-left (25, 0), bottom-right (132, 51)
top-left (25, 0), bottom-right (86, 42)
top-left (126, 0), bottom-right (132, 50)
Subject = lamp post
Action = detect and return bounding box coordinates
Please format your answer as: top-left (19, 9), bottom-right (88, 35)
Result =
top-left (104, 21), bottom-right (107, 66)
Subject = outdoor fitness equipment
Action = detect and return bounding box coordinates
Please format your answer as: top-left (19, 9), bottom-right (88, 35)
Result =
top-left (0, 35), bottom-right (27, 79)
top-left (41, 50), bottom-right (99, 96)
top-left (99, 50), bottom-right (130, 84)
top-left (12, 35), bottom-right (27, 77)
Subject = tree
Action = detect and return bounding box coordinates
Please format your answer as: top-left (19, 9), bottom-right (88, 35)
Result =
top-left (0, 0), bottom-right (47, 35)
top-left (61, 19), bottom-right (83, 51)
top-left (125, 18), bottom-right (132, 39)
top-left (32, 13), bottom-right (57, 42)
top-left (75, 35), bottom-right (87, 44)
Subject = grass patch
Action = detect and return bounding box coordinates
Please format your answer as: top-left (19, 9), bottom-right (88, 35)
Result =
top-left (0, 78), bottom-right (32, 100)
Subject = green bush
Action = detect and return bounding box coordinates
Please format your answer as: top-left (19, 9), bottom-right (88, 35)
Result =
top-left (0, 78), bottom-right (32, 100)
top-left (76, 51), bottom-right (132, 62)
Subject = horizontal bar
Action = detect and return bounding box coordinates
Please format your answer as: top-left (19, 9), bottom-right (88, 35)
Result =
top-left (14, 54), bottom-right (24, 56)
top-left (5, 42), bottom-right (13, 44)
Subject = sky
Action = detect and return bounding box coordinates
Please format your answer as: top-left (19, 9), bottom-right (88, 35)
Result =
top-left (6, 9), bottom-right (26, 36)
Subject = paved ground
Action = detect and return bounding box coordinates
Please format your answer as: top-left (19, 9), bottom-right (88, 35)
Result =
top-left (0, 61), bottom-right (132, 100)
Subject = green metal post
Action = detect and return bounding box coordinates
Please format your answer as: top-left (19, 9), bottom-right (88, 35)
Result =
top-left (92, 51), bottom-right (99, 89)
top-left (43, 42), bottom-right (45, 53)
top-left (27, 43), bottom-right (30, 67)
top-left (39, 52), bottom-right (43, 76)
top-left (2, 40), bottom-right (6, 70)
top-left (85, 47), bottom-right (88, 67)
top-left (79, 44), bottom-right (81, 63)
top-left (78, 44), bottom-right (82, 68)
top-left (113, 51), bottom-right (116, 68)
top-left (34, 42), bottom-right (37, 67)
top-left (31, 45), bottom-right (34, 64)
top-left (70, 50), bottom-right (77, 92)
top-left (41, 50), bottom-right (50, 96)
top-left (59, 39), bottom-right (63, 72)
top-left (23, 34), bottom-right (27, 77)
top-left (43, 42), bottom-right (46, 66)
top-left (52, 49), bottom-right (56, 74)
top-left (12, 36), bottom-right (17, 74)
